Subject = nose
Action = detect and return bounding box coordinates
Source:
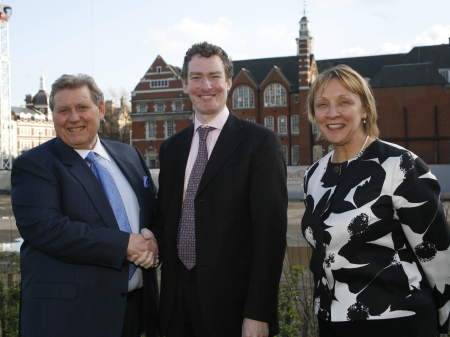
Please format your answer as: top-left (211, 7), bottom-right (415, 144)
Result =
top-left (199, 78), bottom-right (212, 89)
top-left (327, 104), bottom-right (340, 117)
top-left (67, 109), bottom-right (80, 122)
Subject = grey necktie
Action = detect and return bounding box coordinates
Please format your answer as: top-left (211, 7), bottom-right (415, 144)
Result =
top-left (177, 126), bottom-right (214, 269)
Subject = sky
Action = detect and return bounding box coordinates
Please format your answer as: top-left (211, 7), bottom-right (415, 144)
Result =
top-left (4, 0), bottom-right (450, 106)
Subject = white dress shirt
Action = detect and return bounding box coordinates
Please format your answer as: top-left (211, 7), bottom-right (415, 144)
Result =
top-left (76, 136), bottom-right (143, 291)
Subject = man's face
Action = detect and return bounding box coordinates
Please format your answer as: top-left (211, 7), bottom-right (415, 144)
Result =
top-left (183, 54), bottom-right (232, 121)
top-left (52, 85), bottom-right (104, 149)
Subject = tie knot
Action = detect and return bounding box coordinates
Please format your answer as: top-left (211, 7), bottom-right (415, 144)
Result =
top-left (85, 151), bottom-right (97, 165)
top-left (197, 126), bottom-right (214, 141)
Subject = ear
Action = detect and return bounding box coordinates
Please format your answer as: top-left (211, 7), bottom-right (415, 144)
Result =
top-left (98, 102), bottom-right (106, 120)
top-left (182, 79), bottom-right (189, 94)
top-left (226, 77), bottom-right (232, 91)
top-left (361, 107), bottom-right (368, 120)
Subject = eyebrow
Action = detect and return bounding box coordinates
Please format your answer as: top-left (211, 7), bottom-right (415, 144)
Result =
top-left (189, 71), bottom-right (223, 76)
top-left (316, 94), bottom-right (353, 100)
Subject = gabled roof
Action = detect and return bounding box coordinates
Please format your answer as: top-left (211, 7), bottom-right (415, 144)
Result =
top-left (317, 44), bottom-right (450, 87)
top-left (370, 62), bottom-right (447, 87)
top-left (233, 56), bottom-right (298, 89)
top-left (317, 53), bottom-right (405, 79)
top-left (142, 43), bottom-right (450, 93)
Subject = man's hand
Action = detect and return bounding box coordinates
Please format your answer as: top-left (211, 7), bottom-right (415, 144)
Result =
top-left (126, 230), bottom-right (159, 268)
top-left (241, 318), bottom-right (269, 337)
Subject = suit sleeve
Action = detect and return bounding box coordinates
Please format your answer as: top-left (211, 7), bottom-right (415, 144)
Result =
top-left (243, 131), bottom-right (288, 323)
top-left (392, 152), bottom-right (450, 333)
top-left (11, 154), bottom-right (129, 270)
top-left (152, 141), bottom-right (168, 261)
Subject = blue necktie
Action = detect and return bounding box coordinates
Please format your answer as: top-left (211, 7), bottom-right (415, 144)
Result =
top-left (85, 151), bottom-right (136, 279)
top-left (177, 126), bottom-right (214, 269)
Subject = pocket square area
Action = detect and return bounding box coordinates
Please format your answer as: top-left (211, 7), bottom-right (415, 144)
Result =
top-left (143, 175), bottom-right (151, 188)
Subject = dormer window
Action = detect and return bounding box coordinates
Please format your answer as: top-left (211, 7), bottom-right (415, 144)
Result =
top-left (438, 68), bottom-right (450, 82)
top-left (232, 85), bottom-right (255, 109)
top-left (150, 80), bottom-right (169, 88)
top-left (263, 83), bottom-right (287, 107)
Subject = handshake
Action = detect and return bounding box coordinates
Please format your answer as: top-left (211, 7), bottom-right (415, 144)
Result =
top-left (126, 228), bottom-right (159, 269)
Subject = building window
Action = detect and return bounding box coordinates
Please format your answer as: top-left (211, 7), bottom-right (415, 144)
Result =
top-left (311, 123), bottom-right (320, 140)
top-left (232, 85), bottom-right (255, 109)
top-left (263, 83), bottom-right (287, 107)
top-left (278, 115), bottom-right (287, 135)
top-left (291, 145), bottom-right (300, 165)
top-left (438, 68), bottom-right (450, 82)
top-left (165, 120), bottom-right (175, 138)
top-left (291, 115), bottom-right (300, 135)
top-left (294, 95), bottom-right (300, 104)
top-left (136, 103), bottom-right (147, 113)
top-left (150, 80), bottom-right (169, 88)
top-left (145, 147), bottom-right (157, 168)
top-left (264, 116), bottom-right (274, 131)
top-left (146, 121), bottom-right (156, 139)
top-left (154, 103), bottom-right (165, 113)
top-left (313, 145), bottom-right (323, 162)
top-left (172, 101), bottom-right (183, 112)
top-left (328, 145), bottom-right (334, 154)
top-left (281, 145), bottom-right (288, 163)
top-left (156, 66), bottom-right (162, 73)
top-left (246, 117), bottom-right (256, 123)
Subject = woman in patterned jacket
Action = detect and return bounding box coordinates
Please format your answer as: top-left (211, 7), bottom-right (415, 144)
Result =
top-left (301, 64), bottom-right (450, 337)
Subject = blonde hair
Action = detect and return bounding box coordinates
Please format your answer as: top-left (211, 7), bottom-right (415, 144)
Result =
top-left (306, 64), bottom-right (379, 138)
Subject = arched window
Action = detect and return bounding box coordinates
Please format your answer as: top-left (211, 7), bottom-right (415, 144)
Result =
top-left (232, 85), bottom-right (255, 109)
top-left (263, 83), bottom-right (287, 107)
top-left (264, 116), bottom-right (274, 131)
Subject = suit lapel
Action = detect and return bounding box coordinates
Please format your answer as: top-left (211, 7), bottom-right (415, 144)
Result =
top-left (172, 125), bottom-right (194, 200)
top-left (101, 140), bottom-right (146, 229)
top-left (53, 138), bottom-right (118, 229)
top-left (197, 114), bottom-right (243, 195)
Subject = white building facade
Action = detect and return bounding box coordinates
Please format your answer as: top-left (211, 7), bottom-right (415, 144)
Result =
top-left (0, 4), bottom-right (15, 169)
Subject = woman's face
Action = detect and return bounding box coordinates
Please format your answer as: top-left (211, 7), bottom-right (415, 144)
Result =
top-left (314, 78), bottom-right (367, 147)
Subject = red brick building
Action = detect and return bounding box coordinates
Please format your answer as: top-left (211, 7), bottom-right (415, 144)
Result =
top-left (131, 16), bottom-right (450, 167)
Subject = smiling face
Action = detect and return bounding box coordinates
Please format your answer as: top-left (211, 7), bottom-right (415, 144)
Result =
top-left (52, 85), bottom-right (105, 149)
top-left (314, 78), bottom-right (367, 148)
top-left (183, 54), bottom-right (232, 123)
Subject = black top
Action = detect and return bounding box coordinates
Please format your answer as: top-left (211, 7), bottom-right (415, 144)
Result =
top-left (302, 139), bottom-right (450, 333)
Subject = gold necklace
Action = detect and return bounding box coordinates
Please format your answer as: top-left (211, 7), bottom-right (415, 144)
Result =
top-left (332, 135), bottom-right (370, 163)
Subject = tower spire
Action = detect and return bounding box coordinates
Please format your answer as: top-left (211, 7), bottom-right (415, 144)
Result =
top-left (39, 73), bottom-right (46, 91)
top-left (303, 0), bottom-right (307, 17)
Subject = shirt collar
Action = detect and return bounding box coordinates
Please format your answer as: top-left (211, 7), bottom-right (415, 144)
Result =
top-left (74, 135), bottom-right (111, 161)
top-left (193, 106), bottom-right (229, 132)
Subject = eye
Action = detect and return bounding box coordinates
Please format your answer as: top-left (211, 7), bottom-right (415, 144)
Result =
top-left (56, 108), bottom-right (69, 114)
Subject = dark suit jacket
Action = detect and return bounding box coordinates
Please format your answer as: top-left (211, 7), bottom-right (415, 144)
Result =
top-left (11, 137), bottom-right (159, 337)
top-left (157, 114), bottom-right (287, 336)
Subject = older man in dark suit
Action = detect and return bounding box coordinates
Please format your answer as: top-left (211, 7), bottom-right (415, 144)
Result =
top-left (11, 74), bottom-right (159, 337)
top-left (157, 42), bottom-right (287, 337)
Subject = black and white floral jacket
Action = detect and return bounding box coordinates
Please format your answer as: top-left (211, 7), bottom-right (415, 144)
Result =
top-left (301, 139), bottom-right (450, 332)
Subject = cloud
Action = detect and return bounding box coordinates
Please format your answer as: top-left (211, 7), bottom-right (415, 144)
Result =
top-left (413, 24), bottom-right (450, 46)
top-left (339, 47), bottom-right (369, 57)
top-left (144, 17), bottom-right (296, 65)
top-left (338, 24), bottom-right (450, 58)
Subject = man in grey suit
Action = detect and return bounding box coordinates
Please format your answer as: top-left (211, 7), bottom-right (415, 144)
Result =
top-left (11, 74), bottom-right (159, 337)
